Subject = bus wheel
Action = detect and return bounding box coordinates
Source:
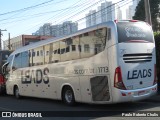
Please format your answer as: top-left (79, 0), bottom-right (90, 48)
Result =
top-left (14, 86), bottom-right (20, 99)
top-left (62, 86), bottom-right (75, 106)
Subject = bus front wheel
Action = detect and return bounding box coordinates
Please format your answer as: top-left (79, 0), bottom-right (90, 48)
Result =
top-left (62, 86), bottom-right (75, 106)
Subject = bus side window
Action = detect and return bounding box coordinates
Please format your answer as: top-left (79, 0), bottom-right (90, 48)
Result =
top-left (12, 53), bottom-right (22, 70)
top-left (32, 46), bottom-right (44, 66)
top-left (21, 51), bottom-right (29, 68)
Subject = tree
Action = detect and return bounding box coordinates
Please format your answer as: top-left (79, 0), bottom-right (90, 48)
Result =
top-left (133, 0), bottom-right (160, 31)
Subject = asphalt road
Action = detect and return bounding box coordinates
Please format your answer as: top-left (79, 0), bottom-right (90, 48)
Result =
top-left (0, 95), bottom-right (160, 120)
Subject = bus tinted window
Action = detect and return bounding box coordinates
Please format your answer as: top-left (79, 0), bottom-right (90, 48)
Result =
top-left (13, 53), bottom-right (22, 69)
top-left (117, 22), bottom-right (154, 43)
top-left (21, 51), bottom-right (29, 68)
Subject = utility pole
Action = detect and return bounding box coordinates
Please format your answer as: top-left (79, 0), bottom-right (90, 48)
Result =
top-left (0, 29), bottom-right (7, 50)
top-left (8, 33), bottom-right (11, 50)
top-left (144, 0), bottom-right (152, 25)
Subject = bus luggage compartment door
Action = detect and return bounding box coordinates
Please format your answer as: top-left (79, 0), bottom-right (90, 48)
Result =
top-left (90, 76), bottom-right (110, 101)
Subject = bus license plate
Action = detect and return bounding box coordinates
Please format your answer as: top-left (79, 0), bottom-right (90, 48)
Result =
top-left (138, 90), bottom-right (145, 95)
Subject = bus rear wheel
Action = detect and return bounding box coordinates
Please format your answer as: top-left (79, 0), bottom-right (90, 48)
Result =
top-left (14, 86), bottom-right (21, 99)
top-left (62, 86), bottom-right (75, 106)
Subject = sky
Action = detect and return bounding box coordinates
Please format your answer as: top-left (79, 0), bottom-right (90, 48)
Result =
top-left (0, 0), bottom-right (132, 44)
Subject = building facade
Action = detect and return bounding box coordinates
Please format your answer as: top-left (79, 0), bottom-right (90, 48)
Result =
top-left (126, 0), bottom-right (141, 20)
top-left (126, 5), bottom-right (134, 19)
top-left (85, 1), bottom-right (122, 27)
top-left (33, 21), bottom-right (78, 37)
top-left (3, 35), bottom-right (52, 51)
top-left (133, 0), bottom-right (141, 15)
top-left (117, 5), bottom-right (122, 20)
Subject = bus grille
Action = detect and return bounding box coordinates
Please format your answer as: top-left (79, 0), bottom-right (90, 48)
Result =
top-left (123, 53), bottom-right (152, 63)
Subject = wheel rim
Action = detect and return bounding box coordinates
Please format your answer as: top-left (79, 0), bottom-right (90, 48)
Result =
top-left (65, 90), bottom-right (73, 103)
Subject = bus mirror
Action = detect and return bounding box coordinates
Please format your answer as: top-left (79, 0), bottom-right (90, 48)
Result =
top-left (2, 62), bottom-right (9, 75)
top-left (2, 66), bottom-right (5, 75)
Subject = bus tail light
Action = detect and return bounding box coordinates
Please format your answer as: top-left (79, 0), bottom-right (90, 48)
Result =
top-left (153, 64), bottom-right (157, 85)
top-left (114, 20), bottom-right (118, 23)
top-left (114, 67), bottom-right (126, 90)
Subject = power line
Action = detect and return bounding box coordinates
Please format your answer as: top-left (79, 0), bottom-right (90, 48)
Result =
top-left (0, 0), bottom-right (68, 21)
top-left (0, 1), bottom-right (88, 23)
top-left (3, 0), bottom-right (132, 39)
top-left (29, 0), bottom-right (132, 35)
top-left (0, 29), bottom-right (7, 50)
top-left (0, 0), bottom-right (56, 16)
top-left (13, 0), bottom-right (102, 35)
top-left (55, 0), bottom-right (126, 24)
top-left (75, 0), bottom-right (130, 23)
top-left (52, 0), bottom-right (98, 24)
top-left (10, 0), bottom-right (86, 35)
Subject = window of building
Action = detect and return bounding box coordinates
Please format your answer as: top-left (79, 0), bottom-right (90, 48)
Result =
top-left (40, 50), bottom-right (44, 56)
top-left (66, 46), bottom-right (70, 53)
top-left (37, 51), bottom-right (39, 56)
top-left (95, 44), bottom-right (102, 54)
top-left (32, 51), bottom-right (35, 57)
top-left (32, 46), bottom-right (44, 66)
top-left (60, 40), bottom-right (67, 61)
top-left (84, 32), bottom-right (89, 36)
top-left (61, 48), bottom-right (65, 54)
top-left (54, 50), bottom-right (57, 54)
top-left (72, 45), bottom-right (76, 51)
top-left (52, 41), bottom-right (60, 63)
top-left (46, 51), bottom-right (49, 56)
top-left (80, 27), bottom-right (107, 58)
top-left (44, 44), bottom-right (50, 64)
top-left (84, 44), bottom-right (90, 53)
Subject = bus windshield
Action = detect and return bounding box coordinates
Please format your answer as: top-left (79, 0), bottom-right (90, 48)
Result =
top-left (117, 22), bottom-right (154, 43)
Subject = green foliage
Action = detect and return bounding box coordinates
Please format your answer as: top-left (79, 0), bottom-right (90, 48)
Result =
top-left (154, 32), bottom-right (160, 78)
top-left (133, 0), bottom-right (160, 31)
top-left (154, 32), bottom-right (160, 91)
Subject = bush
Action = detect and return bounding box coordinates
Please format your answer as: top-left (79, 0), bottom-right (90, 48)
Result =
top-left (154, 32), bottom-right (160, 68)
top-left (154, 32), bottom-right (160, 93)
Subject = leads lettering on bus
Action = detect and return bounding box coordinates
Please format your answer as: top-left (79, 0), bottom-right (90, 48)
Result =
top-left (127, 69), bottom-right (152, 80)
top-left (21, 67), bottom-right (49, 84)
